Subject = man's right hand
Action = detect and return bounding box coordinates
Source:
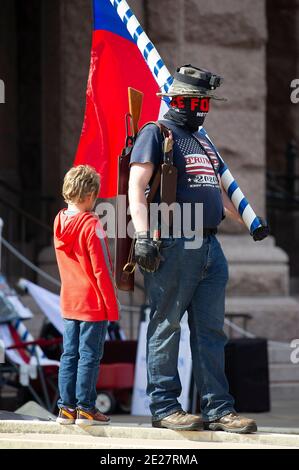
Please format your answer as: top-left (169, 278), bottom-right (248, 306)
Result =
top-left (250, 216), bottom-right (270, 241)
top-left (134, 232), bottom-right (161, 273)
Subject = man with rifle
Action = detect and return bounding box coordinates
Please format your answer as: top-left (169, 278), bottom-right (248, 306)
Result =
top-left (128, 65), bottom-right (269, 433)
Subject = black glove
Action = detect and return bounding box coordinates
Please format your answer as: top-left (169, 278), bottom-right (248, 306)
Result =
top-left (250, 216), bottom-right (270, 241)
top-left (134, 232), bottom-right (161, 273)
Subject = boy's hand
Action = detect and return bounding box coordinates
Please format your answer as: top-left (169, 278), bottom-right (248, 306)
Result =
top-left (135, 232), bottom-right (161, 272)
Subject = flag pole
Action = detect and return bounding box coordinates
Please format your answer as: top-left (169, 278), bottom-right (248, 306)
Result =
top-left (108, 0), bottom-right (173, 95)
top-left (201, 129), bottom-right (262, 234)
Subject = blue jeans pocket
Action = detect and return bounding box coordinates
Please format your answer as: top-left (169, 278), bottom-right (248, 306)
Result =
top-left (160, 238), bottom-right (177, 250)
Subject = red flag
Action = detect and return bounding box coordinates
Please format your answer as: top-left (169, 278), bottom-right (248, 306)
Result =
top-left (74, 0), bottom-right (162, 198)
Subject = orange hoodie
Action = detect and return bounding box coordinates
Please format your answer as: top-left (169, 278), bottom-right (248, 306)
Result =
top-left (54, 209), bottom-right (119, 322)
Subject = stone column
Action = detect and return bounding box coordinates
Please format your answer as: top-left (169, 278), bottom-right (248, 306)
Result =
top-left (146, 0), bottom-right (267, 234)
top-left (266, 0), bottom-right (299, 277)
top-left (59, 0), bottom-right (93, 177)
top-left (41, 0), bottom-right (62, 219)
top-left (38, 0), bottom-right (93, 291)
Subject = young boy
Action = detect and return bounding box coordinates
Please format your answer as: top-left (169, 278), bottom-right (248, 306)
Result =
top-left (54, 165), bottom-right (119, 425)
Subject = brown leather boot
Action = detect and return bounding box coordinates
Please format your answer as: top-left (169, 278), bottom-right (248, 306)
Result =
top-left (204, 412), bottom-right (257, 434)
top-left (152, 410), bottom-right (203, 431)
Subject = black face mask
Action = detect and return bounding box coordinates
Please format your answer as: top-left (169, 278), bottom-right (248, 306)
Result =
top-left (164, 96), bottom-right (210, 132)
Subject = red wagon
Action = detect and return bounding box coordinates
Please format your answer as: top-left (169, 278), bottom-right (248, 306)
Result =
top-left (95, 340), bottom-right (137, 414)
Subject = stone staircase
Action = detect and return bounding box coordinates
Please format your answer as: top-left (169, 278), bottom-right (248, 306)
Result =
top-left (35, 234), bottom-right (299, 401)
top-left (219, 234), bottom-right (299, 342)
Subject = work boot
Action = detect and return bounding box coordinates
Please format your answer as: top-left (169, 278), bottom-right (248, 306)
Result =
top-left (204, 412), bottom-right (257, 434)
top-left (152, 410), bottom-right (203, 431)
top-left (75, 408), bottom-right (110, 426)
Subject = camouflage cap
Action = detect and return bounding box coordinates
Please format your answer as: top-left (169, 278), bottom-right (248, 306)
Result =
top-left (157, 64), bottom-right (227, 101)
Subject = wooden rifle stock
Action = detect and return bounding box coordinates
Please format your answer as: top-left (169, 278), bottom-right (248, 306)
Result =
top-left (115, 88), bottom-right (143, 291)
top-left (129, 88), bottom-right (143, 136)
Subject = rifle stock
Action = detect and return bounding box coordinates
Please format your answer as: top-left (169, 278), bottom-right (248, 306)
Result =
top-left (115, 88), bottom-right (144, 291)
top-left (129, 88), bottom-right (143, 136)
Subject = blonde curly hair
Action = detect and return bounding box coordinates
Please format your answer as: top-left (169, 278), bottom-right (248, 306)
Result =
top-left (62, 165), bottom-right (100, 204)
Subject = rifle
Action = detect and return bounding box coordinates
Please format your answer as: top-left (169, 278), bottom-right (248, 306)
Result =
top-left (115, 89), bottom-right (177, 291)
top-left (115, 88), bottom-right (143, 291)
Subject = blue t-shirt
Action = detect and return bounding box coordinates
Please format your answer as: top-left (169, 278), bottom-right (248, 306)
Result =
top-left (130, 120), bottom-right (225, 230)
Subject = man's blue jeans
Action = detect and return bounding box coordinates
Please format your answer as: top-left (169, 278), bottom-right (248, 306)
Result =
top-left (57, 319), bottom-right (108, 411)
top-left (142, 234), bottom-right (235, 422)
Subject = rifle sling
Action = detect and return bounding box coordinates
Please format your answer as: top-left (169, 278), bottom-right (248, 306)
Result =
top-left (138, 120), bottom-right (174, 205)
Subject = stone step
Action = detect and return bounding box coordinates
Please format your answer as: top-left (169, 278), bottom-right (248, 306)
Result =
top-left (270, 364), bottom-right (299, 382)
top-left (0, 432), bottom-right (292, 449)
top-left (40, 253), bottom-right (289, 297)
top-left (270, 383), bottom-right (299, 401)
top-left (39, 237), bottom-right (290, 297)
top-left (0, 421), bottom-right (299, 448)
top-left (225, 297), bottom-right (299, 341)
top-left (219, 235), bottom-right (290, 296)
top-left (36, 238), bottom-right (297, 341)
top-left (227, 265), bottom-right (289, 296)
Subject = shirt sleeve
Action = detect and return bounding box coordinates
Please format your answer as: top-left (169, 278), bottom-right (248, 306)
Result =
top-left (87, 221), bottom-right (119, 320)
top-left (130, 123), bottom-right (163, 168)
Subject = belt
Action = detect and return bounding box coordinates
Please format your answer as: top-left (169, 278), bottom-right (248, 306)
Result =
top-left (166, 227), bottom-right (218, 238)
top-left (136, 228), bottom-right (217, 239)
top-left (203, 227), bottom-right (218, 237)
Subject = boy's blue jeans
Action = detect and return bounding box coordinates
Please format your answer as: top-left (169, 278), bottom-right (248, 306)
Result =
top-left (57, 319), bottom-right (108, 411)
top-left (143, 234), bottom-right (235, 422)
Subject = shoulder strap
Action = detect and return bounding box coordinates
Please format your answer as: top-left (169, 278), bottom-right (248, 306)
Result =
top-left (147, 167), bottom-right (161, 205)
top-left (192, 132), bottom-right (220, 178)
top-left (137, 121), bottom-right (174, 164)
top-left (137, 120), bottom-right (169, 137)
top-left (137, 121), bottom-right (174, 204)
